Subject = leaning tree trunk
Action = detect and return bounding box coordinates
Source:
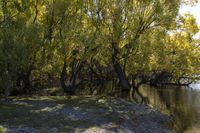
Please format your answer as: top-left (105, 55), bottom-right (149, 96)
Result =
top-left (111, 43), bottom-right (131, 96)
top-left (131, 75), bottom-right (149, 104)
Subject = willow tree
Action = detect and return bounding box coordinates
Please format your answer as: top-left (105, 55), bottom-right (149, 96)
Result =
top-left (126, 13), bottom-right (200, 88)
top-left (0, 0), bottom-right (26, 99)
top-left (40, 0), bottom-right (87, 94)
top-left (84, 0), bottom-right (181, 96)
top-left (163, 14), bottom-right (200, 85)
top-left (0, 0), bottom-right (44, 97)
top-left (0, 0), bottom-right (199, 99)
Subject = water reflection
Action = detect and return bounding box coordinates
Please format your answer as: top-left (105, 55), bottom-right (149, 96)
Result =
top-left (140, 83), bottom-right (200, 133)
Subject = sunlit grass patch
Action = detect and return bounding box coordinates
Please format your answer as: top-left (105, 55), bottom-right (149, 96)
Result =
top-left (42, 87), bottom-right (64, 96)
top-left (0, 125), bottom-right (7, 133)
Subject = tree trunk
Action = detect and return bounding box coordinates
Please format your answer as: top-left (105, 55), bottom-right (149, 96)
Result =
top-left (4, 88), bottom-right (9, 102)
top-left (111, 43), bottom-right (130, 92)
top-left (131, 75), bottom-right (149, 104)
top-left (60, 60), bottom-right (74, 95)
top-left (60, 59), bottom-right (82, 95)
top-left (22, 74), bottom-right (31, 93)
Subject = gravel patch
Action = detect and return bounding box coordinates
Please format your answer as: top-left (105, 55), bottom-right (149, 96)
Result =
top-left (1, 96), bottom-right (171, 133)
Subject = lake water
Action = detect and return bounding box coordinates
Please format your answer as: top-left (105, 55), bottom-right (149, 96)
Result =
top-left (140, 82), bottom-right (200, 133)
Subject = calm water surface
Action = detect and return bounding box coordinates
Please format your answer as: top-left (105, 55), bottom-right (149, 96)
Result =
top-left (140, 81), bottom-right (200, 133)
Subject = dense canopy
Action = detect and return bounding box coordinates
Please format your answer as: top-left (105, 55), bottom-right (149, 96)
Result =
top-left (0, 0), bottom-right (199, 101)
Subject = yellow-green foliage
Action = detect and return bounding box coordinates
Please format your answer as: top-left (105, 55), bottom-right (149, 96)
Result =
top-left (0, 0), bottom-right (199, 93)
top-left (0, 125), bottom-right (7, 133)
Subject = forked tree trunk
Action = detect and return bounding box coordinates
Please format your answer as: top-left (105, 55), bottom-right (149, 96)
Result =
top-left (111, 43), bottom-right (131, 93)
top-left (60, 59), bottom-right (82, 95)
top-left (60, 60), bottom-right (74, 95)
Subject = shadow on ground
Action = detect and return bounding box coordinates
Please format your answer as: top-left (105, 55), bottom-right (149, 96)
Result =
top-left (0, 96), bottom-right (170, 133)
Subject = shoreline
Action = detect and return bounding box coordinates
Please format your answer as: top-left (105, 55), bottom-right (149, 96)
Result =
top-left (0, 96), bottom-right (171, 133)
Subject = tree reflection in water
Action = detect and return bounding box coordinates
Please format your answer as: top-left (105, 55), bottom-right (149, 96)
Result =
top-left (140, 84), bottom-right (200, 133)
